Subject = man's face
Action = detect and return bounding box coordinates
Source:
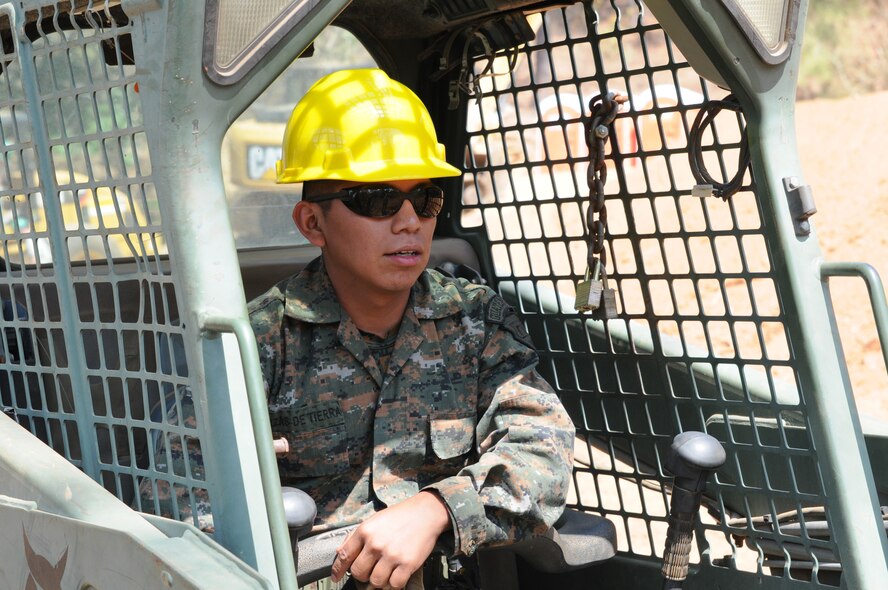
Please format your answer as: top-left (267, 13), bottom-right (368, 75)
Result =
top-left (303, 179), bottom-right (437, 300)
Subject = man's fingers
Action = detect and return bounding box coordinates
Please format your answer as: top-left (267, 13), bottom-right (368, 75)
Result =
top-left (367, 558), bottom-right (396, 589)
top-left (330, 494), bottom-right (448, 586)
top-left (348, 545), bottom-right (382, 583)
top-left (330, 532), bottom-right (360, 582)
top-left (389, 564), bottom-right (420, 590)
top-left (329, 548), bottom-right (350, 582)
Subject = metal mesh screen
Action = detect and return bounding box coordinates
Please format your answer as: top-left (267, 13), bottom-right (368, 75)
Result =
top-left (0, 1), bottom-right (213, 529)
top-left (213, 0), bottom-right (298, 67)
top-left (460, 1), bottom-right (839, 584)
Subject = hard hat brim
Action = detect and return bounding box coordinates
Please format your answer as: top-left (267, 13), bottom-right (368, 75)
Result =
top-left (277, 157), bottom-right (462, 184)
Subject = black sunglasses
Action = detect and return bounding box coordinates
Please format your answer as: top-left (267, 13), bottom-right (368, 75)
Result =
top-left (307, 184), bottom-right (445, 218)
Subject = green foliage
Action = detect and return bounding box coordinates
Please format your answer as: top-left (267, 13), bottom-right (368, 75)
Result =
top-left (798, 0), bottom-right (888, 99)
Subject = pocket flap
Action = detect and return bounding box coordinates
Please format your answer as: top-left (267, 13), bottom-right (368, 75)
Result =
top-left (430, 415), bottom-right (475, 459)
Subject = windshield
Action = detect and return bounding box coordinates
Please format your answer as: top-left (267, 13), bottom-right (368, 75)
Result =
top-left (223, 26), bottom-right (376, 250)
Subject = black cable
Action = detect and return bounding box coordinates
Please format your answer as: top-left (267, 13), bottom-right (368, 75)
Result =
top-left (688, 95), bottom-right (750, 200)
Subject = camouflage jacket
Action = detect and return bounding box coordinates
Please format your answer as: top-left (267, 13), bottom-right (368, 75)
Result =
top-left (249, 257), bottom-right (574, 556)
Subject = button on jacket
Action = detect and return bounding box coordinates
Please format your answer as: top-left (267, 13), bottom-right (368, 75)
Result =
top-left (249, 257), bottom-right (574, 555)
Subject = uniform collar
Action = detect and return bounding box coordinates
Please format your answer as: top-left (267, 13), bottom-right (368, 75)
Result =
top-left (283, 256), bottom-right (464, 323)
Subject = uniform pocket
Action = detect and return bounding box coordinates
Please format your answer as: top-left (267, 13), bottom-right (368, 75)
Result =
top-left (286, 425), bottom-right (348, 476)
top-left (271, 401), bottom-right (349, 476)
top-left (430, 415), bottom-right (476, 460)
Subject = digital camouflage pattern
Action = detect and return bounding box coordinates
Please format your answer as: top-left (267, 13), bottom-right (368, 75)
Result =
top-left (250, 257), bottom-right (574, 555)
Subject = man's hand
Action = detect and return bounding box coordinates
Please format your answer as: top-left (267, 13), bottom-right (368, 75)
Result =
top-left (331, 491), bottom-right (452, 589)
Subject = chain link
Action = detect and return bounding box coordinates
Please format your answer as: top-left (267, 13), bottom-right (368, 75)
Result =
top-left (584, 92), bottom-right (625, 272)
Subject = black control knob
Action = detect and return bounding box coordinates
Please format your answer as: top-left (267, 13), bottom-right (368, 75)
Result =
top-left (661, 431), bottom-right (726, 589)
top-left (282, 486), bottom-right (317, 563)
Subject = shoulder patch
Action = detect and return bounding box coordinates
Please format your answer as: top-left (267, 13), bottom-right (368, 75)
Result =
top-left (485, 296), bottom-right (536, 349)
top-left (486, 295), bottom-right (508, 324)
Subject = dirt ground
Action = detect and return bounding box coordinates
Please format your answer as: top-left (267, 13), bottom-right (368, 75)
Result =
top-left (796, 91), bottom-right (888, 422)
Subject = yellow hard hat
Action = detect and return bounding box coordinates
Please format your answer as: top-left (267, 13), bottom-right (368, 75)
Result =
top-left (276, 68), bottom-right (462, 184)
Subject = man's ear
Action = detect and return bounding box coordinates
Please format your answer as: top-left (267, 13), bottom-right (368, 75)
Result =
top-left (292, 201), bottom-right (327, 248)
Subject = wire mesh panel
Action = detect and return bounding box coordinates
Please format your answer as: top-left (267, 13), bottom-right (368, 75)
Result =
top-left (0, 1), bottom-right (213, 530)
top-left (459, 1), bottom-right (840, 584)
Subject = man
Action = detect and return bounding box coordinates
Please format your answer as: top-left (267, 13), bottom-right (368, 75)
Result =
top-left (251, 68), bottom-right (574, 590)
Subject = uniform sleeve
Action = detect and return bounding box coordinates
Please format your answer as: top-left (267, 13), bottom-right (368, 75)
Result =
top-left (249, 297), bottom-right (284, 402)
top-left (423, 299), bottom-right (575, 556)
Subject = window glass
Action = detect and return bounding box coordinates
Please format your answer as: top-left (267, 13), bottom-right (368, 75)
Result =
top-left (213, 0), bottom-right (296, 69)
top-left (223, 26), bottom-right (376, 250)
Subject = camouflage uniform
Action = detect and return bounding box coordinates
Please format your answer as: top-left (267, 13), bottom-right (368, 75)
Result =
top-left (251, 257), bottom-right (574, 555)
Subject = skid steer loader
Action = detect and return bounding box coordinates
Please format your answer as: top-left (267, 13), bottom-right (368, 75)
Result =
top-left (1, 1), bottom-right (886, 588)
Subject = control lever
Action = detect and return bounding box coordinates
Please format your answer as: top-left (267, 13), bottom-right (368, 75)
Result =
top-left (277, 434), bottom-right (317, 565)
top-left (661, 431), bottom-right (726, 589)
top-left (281, 486), bottom-right (318, 565)
top-left (273, 436), bottom-right (289, 456)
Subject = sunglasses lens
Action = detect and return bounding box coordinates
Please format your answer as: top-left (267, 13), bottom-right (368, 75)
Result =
top-left (412, 187), bottom-right (444, 218)
top-left (347, 187), bottom-right (390, 217)
top-left (343, 186), bottom-right (444, 218)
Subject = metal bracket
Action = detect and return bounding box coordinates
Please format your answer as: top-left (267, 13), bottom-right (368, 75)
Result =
top-left (783, 176), bottom-right (816, 236)
top-left (820, 261), bottom-right (888, 376)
